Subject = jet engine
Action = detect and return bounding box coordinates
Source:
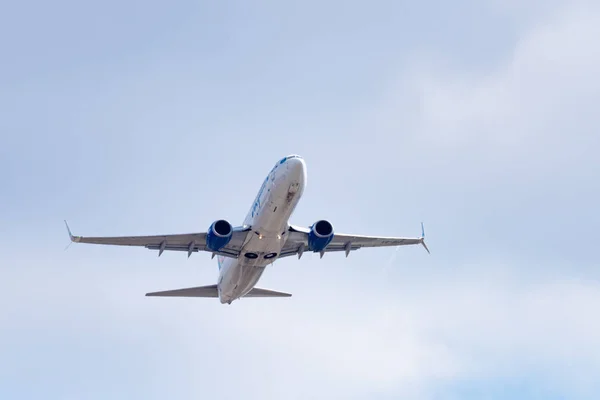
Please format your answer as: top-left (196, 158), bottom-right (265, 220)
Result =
top-left (308, 220), bottom-right (334, 251)
top-left (206, 219), bottom-right (233, 251)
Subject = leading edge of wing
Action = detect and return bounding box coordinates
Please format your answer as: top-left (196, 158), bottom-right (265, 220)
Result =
top-left (64, 220), bottom-right (207, 244)
top-left (288, 224), bottom-right (426, 242)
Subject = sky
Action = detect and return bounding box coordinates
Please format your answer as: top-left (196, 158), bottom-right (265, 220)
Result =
top-left (1, 0), bottom-right (600, 399)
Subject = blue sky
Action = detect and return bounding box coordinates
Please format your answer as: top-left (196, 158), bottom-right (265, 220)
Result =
top-left (1, 0), bottom-right (599, 399)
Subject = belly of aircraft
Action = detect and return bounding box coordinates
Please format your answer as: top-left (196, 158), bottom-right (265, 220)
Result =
top-left (221, 172), bottom-right (303, 302)
top-left (226, 264), bottom-right (266, 298)
top-left (253, 179), bottom-right (301, 233)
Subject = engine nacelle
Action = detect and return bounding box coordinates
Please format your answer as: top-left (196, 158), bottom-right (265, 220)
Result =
top-left (308, 220), bottom-right (334, 251)
top-left (206, 219), bottom-right (233, 252)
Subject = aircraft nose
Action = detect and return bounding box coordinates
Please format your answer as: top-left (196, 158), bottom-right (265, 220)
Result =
top-left (286, 156), bottom-right (306, 181)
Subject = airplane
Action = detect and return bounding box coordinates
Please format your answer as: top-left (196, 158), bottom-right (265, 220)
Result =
top-left (65, 154), bottom-right (429, 304)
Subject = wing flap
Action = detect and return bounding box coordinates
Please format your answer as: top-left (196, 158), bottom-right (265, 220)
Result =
top-left (144, 244), bottom-right (239, 258)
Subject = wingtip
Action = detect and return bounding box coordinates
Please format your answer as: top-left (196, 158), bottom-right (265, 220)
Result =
top-left (64, 220), bottom-right (72, 238)
top-left (64, 220), bottom-right (80, 242)
top-left (419, 222), bottom-right (429, 254)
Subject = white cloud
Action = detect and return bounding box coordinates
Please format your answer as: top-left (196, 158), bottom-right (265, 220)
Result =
top-left (3, 2), bottom-right (599, 400)
top-left (366, 2), bottom-right (600, 184)
top-left (5, 257), bottom-right (600, 399)
top-left (196, 3), bottom-right (600, 398)
top-left (208, 265), bottom-right (600, 399)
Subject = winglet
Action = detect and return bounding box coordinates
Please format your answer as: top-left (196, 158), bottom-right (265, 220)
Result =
top-left (64, 220), bottom-right (80, 243)
top-left (420, 222), bottom-right (430, 254)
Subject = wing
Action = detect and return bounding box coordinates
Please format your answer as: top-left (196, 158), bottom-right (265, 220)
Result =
top-left (279, 224), bottom-right (430, 259)
top-left (64, 221), bottom-right (250, 258)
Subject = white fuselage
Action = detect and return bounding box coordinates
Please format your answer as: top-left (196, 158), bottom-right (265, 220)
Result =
top-left (216, 155), bottom-right (306, 304)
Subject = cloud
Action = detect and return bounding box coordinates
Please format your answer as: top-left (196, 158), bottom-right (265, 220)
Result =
top-left (194, 3), bottom-right (600, 398)
top-left (3, 1), bottom-right (599, 399)
top-left (5, 258), bottom-right (599, 399)
top-left (366, 1), bottom-right (600, 185)
top-left (158, 261), bottom-right (593, 399)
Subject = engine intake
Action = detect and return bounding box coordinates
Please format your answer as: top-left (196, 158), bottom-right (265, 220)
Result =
top-left (206, 219), bottom-right (233, 251)
top-left (308, 220), bottom-right (334, 251)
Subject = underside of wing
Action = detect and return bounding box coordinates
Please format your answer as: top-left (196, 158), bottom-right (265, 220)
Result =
top-left (279, 224), bottom-right (429, 258)
top-left (64, 221), bottom-right (250, 258)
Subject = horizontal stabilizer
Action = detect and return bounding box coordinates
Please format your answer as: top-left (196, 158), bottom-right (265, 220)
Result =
top-left (244, 287), bottom-right (292, 298)
top-left (145, 285), bottom-right (291, 298)
top-left (145, 284), bottom-right (218, 297)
